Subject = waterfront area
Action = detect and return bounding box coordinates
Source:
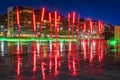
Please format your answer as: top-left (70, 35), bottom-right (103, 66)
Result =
top-left (0, 40), bottom-right (120, 80)
top-left (1, 0), bottom-right (120, 80)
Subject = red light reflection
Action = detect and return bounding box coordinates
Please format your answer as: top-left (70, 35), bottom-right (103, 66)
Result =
top-left (90, 40), bottom-right (93, 62)
top-left (41, 62), bottom-right (46, 80)
top-left (32, 43), bottom-right (37, 73)
top-left (17, 54), bottom-right (21, 76)
top-left (83, 40), bottom-right (87, 60)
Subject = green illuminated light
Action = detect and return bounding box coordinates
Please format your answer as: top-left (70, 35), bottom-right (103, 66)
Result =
top-left (0, 37), bottom-right (77, 42)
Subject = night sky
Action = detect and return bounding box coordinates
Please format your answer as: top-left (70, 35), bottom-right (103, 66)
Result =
top-left (0, 0), bottom-right (120, 25)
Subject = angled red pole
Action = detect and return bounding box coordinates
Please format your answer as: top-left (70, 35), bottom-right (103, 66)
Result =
top-left (54, 11), bottom-right (58, 40)
top-left (32, 9), bottom-right (36, 38)
top-left (58, 15), bottom-right (60, 34)
top-left (40, 7), bottom-right (45, 37)
top-left (77, 14), bottom-right (80, 40)
top-left (49, 12), bottom-right (52, 37)
top-left (16, 6), bottom-right (20, 38)
top-left (72, 11), bottom-right (76, 38)
top-left (84, 21), bottom-right (86, 32)
top-left (89, 19), bottom-right (93, 34)
top-left (98, 20), bottom-right (101, 32)
top-left (68, 13), bottom-right (70, 40)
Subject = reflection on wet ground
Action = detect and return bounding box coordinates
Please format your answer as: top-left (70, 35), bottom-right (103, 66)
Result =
top-left (0, 40), bottom-right (120, 80)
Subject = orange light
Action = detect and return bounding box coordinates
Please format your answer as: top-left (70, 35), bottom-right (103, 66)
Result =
top-left (41, 7), bottom-right (45, 21)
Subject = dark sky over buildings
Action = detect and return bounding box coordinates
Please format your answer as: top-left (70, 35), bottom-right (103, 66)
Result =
top-left (0, 0), bottom-right (120, 25)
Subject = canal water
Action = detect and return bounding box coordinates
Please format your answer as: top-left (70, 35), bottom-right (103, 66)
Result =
top-left (0, 40), bottom-right (120, 80)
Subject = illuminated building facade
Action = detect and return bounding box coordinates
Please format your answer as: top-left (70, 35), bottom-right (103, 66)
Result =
top-left (0, 14), bottom-right (7, 36)
top-left (7, 6), bottom-right (66, 37)
top-left (114, 26), bottom-right (120, 40)
top-left (6, 6), bottom-right (113, 38)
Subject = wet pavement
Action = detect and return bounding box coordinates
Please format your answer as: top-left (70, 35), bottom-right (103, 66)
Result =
top-left (0, 41), bottom-right (120, 80)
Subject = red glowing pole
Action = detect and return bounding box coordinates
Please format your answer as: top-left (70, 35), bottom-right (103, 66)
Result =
top-left (16, 6), bottom-right (20, 38)
top-left (40, 7), bottom-right (45, 37)
top-left (68, 13), bottom-right (71, 52)
top-left (72, 11), bottom-right (76, 39)
top-left (84, 22), bottom-right (86, 32)
top-left (49, 12), bottom-right (52, 37)
top-left (54, 11), bottom-right (58, 41)
top-left (89, 19), bottom-right (93, 34)
top-left (98, 21), bottom-right (101, 32)
top-left (32, 10), bottom-right (36, 38)
top-left (76, 14), bottom-right (80, 40)
top-left (68, 13), bottom-right (70, 40)
top-left (58, 15), bottom-right (60, 35)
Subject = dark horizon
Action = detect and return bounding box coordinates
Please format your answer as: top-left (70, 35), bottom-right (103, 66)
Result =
top-left (0, 0), bottom-right (120, 26)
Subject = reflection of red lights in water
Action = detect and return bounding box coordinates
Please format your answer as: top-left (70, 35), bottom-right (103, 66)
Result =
top-left (90, 40), bottom-right (93, 62)
top-left (49, 57), bottom-right (52, 71)
top-left (67, 43), bottom-right (78, 76)
top-left (32, 43), bottom-right (37, 73)
top-left (41, 62), bottom-right (46, 80)
top-left (98, 40), bottom-right (104, 62)
top-left (68, 53), bottom-right (77, 76)
top-left (17, 54), bottom-right (21, 76)
top-left (16, 42), bottom-right (21, 54)
top-left (54, 42), bottom-right (60, 75)
top-left (83, 40), bottom-right (87, 60)
top-left (67, 53), bottom-right (71, 71)
top-left (72, 57), bottom-right (77, 76)
top-left (55, 55), bottom-right (58, 75)
top-left (71, 43), bottom-right (76, 56)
